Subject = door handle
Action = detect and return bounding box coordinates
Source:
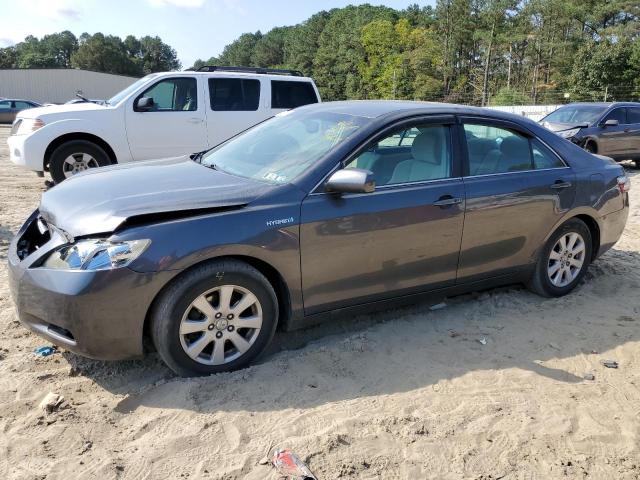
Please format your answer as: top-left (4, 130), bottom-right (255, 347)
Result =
top-left (433, 196), bottom-right (463, 207)
top-left (187, 117), bottom-right (203, 124)
top-left (550, 181), bottom-right (572, 189)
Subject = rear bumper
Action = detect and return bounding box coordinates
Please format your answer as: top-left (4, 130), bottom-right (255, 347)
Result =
top-left (596, 200), bottom-right (629, 258)
top-left (8, 217), bottom-right (176, 360)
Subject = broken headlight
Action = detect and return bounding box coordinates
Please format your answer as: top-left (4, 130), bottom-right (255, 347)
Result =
top-left (42, 239), bottom-right (150, 271)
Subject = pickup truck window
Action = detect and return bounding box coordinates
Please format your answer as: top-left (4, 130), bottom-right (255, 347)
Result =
top-left (209, 78), bottom-right (260, 111)
top-left (139, 78), bottom-right (197, 112)
top-left (271, 81), bottom-right (318, 109)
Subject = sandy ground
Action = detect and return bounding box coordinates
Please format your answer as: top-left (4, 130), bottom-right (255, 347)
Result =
top-left (0, 125), bottom-right (640, 480)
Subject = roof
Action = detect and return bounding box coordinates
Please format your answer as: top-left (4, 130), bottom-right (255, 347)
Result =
top-left (301, 100), bottom-right (531, 121)
top-left (154, 70), bottom-right (314, 82)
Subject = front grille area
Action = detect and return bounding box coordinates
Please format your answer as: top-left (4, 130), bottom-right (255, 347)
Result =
top-left (10, 119), bottom-right (22, 136)
top-left (16, 216), bottom-right (51, 260)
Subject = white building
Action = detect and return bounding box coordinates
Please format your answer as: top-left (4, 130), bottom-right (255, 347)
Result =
top-left (0, 68), bottom-right (138, 104)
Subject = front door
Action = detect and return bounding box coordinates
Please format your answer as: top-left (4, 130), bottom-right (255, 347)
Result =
top-left (597, 108), bottom-right (629, 159)
top-left (125, 76), bottom-right (207, 160)
top-left (458, 120), bottom-right (576, 282)
top-left (300, 120), bottom-right (465, 314)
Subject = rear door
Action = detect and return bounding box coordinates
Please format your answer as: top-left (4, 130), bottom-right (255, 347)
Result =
top-left (597, 108), bottom-right (629, 158)
top-left (458, 119), bottom-right (575, 282)
top-left (205, 76), bottom-right (272, 147)
top-left (125, 76), bottom-right (207, 160)
top-left (300, 117), bottom-right (465, 314)
top-left (626, 106), bottom-right (640, 158)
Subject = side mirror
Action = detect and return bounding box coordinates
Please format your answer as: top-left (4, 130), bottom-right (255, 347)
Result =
top-left (135, 96), bottom-right (154, 112)
top-left (601, 119), bottom-right (619, 127)
top-left (325, 168), bottom-right (375, 194)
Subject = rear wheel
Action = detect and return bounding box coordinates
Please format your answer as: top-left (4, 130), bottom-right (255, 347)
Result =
top-left (49, 140), bottom-right (111, 184)
top-left (528, 219), bottom-right (592, 297)
top-left (151, 260), bottom-right (278, 377)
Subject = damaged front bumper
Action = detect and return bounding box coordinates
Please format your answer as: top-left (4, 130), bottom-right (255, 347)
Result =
top-left (7, 210), bottom-right (174, 360)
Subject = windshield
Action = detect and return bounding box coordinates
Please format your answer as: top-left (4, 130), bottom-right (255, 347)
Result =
top-left (543, 105), bottom-right (606, 125)
top-left (107, 74), bottom-right (158, 105)
top-left (200, 109), bottom-right (369, 184)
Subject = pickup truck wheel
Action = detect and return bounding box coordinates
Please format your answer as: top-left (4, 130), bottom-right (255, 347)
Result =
top-left (528, 219), bottom-right (592, 297)
top-left (49, 140), bottom-right (111, 184)
top-left (150, 259), bottom-right (279, 377)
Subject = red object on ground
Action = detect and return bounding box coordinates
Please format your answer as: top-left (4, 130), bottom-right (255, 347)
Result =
top-left (272, 449), bottom-right (317, 479)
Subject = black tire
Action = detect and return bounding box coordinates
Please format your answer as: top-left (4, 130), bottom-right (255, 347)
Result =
top-left (528, 218), bottom-right (592, 297)
top-left (584, 141), bottom-right (597, 154)
top-left (49, 140), bottom-right (111, 184)
top-left (150, 259), bottom-right (279, 377)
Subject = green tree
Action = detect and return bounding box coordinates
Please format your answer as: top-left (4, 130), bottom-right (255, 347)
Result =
top-left (71, 33), bottom-right (139, 75)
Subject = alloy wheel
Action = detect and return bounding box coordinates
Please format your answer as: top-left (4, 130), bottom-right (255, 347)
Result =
top-left (62, 153), bottom-right (100, 177)
top-left (547, 232), bottom-right (586, 287)
top-left (179, 285), bottom-right (263, 365)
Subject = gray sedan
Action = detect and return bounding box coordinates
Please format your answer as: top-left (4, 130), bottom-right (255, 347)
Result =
top-left (0, 99), bottom-right (40, 123)
top-left (9, 101), bottom-right (631, 376)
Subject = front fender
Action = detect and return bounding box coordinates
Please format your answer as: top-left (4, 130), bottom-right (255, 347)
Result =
top-left (36, 115), bottom-right (132, 165)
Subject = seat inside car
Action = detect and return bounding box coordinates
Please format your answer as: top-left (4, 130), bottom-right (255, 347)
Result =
top-left (388, 128), bottom-right (448, 184)
top-left (470, 134), bottom-right (531, 175)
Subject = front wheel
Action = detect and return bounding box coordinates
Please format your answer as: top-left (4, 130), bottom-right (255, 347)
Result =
top-left (49, 140), bottom-right (111, 184)
top-left (528, 219), bottom-right (592, 297)
top-left (150, 260), bottom-right (279, 377)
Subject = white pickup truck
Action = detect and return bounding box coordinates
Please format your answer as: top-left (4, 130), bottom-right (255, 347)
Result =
top-left (8, 66), bottom-right (321, 183)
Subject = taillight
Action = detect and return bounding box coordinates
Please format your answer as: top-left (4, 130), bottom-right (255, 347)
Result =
top-left (617, 175), bottom-right (631, 193)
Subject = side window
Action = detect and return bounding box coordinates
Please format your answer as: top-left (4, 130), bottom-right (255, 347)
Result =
top-left (604, 108), bottom-right (626, 124)
top-left (271, 81), bottom-right (318, 109)
top-left (627, 107), bottom-right (640, 124)
top-left (209, 78), bottom-right (260, 111)
top-left (464, 124), bottom-right (532, 175)
top-left (138, 78), bottom-right (197, 112)
top-left (0, 101), bottom-right (11, 110)
top-left (14, 101), bottom-right (34, 110)
top-left (531, 139), bottom-right (565, 169)
top-left (347, 125), bottom-right (452, 186)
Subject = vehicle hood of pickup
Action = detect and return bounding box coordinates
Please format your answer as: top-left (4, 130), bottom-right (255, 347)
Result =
top-left (38, 157), bottom-right (273, 237)
top-left (19, 102), bottom-right (107, 119)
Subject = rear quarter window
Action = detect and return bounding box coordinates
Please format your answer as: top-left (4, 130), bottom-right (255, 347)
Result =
top-left (271, 81), bottom-right (318, 109)
top-left (209, 78), bottom-right (260, 111)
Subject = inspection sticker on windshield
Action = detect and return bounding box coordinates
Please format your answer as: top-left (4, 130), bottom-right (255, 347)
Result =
top-left (266, 217), bottom-right (295, 227)
top-left (263, 172), bottom-right (288, 183)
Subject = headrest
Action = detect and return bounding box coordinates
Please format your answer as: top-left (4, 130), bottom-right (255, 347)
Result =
top-left (411, 129), bottom-right (442, 165)
top-left (500, 135), bottom-right (528, 158)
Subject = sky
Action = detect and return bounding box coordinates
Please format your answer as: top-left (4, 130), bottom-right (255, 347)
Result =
top-left (1, 0), bottom-right (436, 69)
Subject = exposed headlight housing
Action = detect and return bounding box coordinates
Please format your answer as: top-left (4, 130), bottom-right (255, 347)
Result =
top-left (11, 118), bottom-right (45, 136)
top-left (42, 239), bottom-right (150, 271)
top-left (557, 128), bottom-right (580, 139)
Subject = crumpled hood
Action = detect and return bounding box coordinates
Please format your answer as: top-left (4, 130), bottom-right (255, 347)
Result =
top-left (540, 120), bottom-right (587, 132)
top-left (39, 157), bottom-right (273, 237)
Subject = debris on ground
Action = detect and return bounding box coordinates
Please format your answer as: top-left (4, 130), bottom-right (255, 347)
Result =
top-left (478, 337), bottom-right (488, 345)
top-left (601, 360), bottom-right (619, 369)
top-left (272, 449), bottom-right (317, 480)
top-left (34, 346), bottom-right (58, 357)
top-left (548, 343), bottom-right (560, 350)
top-left (429, 302), bottom-right (447, 311)
top-left (448, 330), bottom-right (460, 338)
top-left (39, 392), bottom-right (65, 413)
top-left (584, 373), bottom-right (595, 381)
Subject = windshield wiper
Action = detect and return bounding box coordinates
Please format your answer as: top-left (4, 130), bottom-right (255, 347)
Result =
top-left (190, 150), bottom-right (207, 163)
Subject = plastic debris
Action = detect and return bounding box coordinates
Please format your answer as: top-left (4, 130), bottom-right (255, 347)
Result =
top-left (34, 346), bottom-right (57, 357)
top-left (478, 337), bottom-right (488, 345)
top-left (39, 392), bottom-right (64, 413)
top-left (601, 360), bottom-right (619, 369)
top-left (584, 373), bottom-right (595, 381)
top-left (429, 302), bottom-right (447, 311)
top-left (272, 449), bottom-right (317, 480)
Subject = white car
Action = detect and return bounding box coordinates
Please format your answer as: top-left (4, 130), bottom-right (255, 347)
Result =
top-left (8, 67), bottom-right (321, 183)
